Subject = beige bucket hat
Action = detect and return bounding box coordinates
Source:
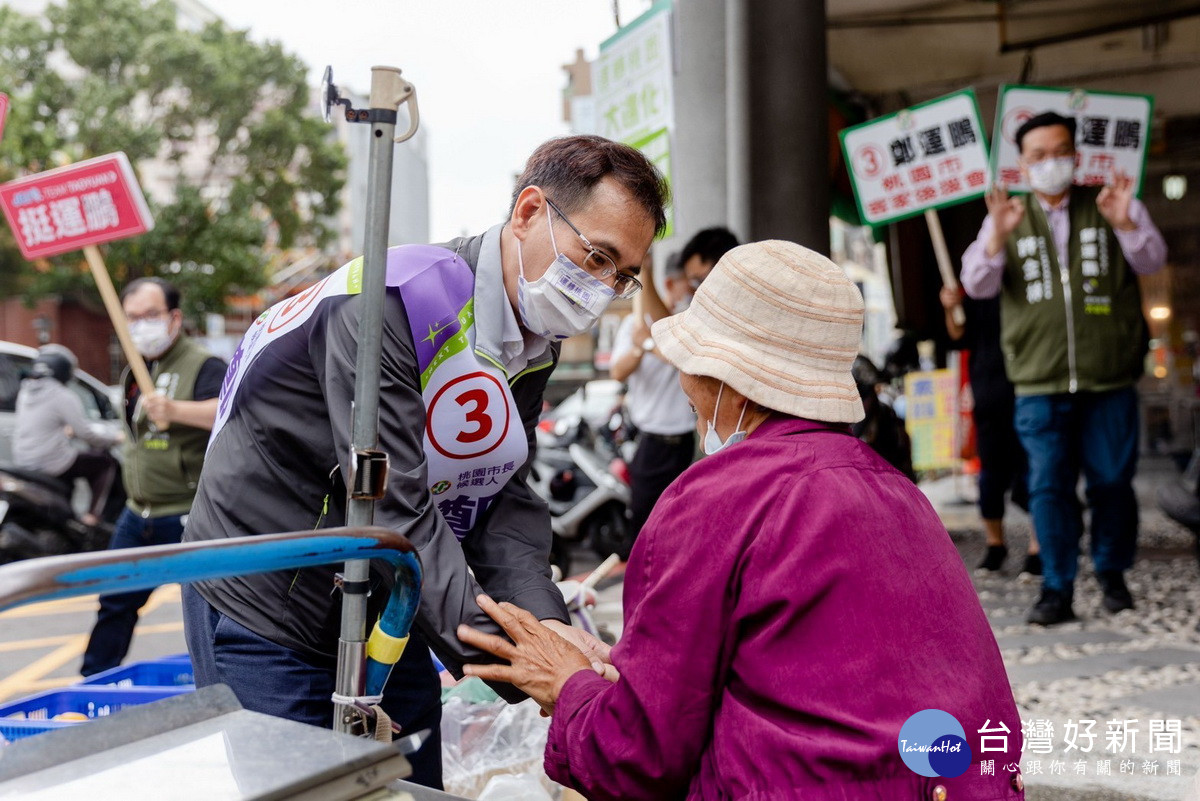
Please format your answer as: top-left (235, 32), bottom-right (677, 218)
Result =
top-left (652, 240), bottom-right (865, 423)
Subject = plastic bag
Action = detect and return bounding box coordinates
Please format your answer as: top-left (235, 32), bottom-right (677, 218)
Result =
top-left (440, 683), bottom-right (560, 800)
top-left (478, 774), bottom-right (555, 801)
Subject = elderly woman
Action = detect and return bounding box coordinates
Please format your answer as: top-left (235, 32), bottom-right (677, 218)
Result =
top-left (460, 241), bottom-right (1024, 801)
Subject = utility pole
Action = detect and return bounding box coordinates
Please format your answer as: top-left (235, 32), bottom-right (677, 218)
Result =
top-left (745, 0), bottom-right (830, 254)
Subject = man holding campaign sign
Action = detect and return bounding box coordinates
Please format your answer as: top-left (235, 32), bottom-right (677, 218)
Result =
top-left (181, 135), bottom-right (667, 789)
top-left (961, 107), bottom-right (1167, 627)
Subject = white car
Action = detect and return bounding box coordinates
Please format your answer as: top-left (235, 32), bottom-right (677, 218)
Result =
top-left (0, 341), bottom-right (123, 465)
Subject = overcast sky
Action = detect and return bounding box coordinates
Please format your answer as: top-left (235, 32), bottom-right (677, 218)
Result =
top-left (200, 0), bottom-right (653, 241)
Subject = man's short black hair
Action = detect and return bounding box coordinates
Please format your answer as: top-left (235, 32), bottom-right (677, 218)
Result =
top-left (510, 135), bottom-right (670, 237)
top-left (1015, 112), bottom-right (1077, 154)
top-left (679, 227), bottom-right (739, 269)
top-left (120, 277), bottom-right (180, 311)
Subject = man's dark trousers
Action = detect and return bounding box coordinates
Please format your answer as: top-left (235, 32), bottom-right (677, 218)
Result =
top-left (622, 431), bottom-right (695, 559)
top-left (80, 508), bottom-right (185, 676)
top-left (1014, 386), bottom-right (1139, 595)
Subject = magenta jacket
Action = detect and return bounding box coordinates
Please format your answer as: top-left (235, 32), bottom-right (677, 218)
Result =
top-left (545, 417), bottom-right (1024, 801)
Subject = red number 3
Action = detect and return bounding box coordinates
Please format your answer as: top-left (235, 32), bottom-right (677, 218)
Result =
top-left (455, 389), bottom-right (493, 444)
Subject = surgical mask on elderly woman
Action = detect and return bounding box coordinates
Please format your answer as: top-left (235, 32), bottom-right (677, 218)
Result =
top-left (703, 382), bottom-right (748, 455)
top-left (515, 205), bottom-right (616, 340)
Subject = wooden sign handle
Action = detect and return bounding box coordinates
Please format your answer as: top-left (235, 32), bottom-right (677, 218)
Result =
top-left (924, 209), bottom-right (966, 327)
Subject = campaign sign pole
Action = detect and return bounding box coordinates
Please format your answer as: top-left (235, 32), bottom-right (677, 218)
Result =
top-left (0, 152), bottom-right (157, 399)
top-left (923, 209), bottom-right (965, 326)
top-left (0, 93), bottom-right (9, 145)
top-left (322, 66), bottom-right (420, 735)
top-left (83, 245), bottom-right (156, 397)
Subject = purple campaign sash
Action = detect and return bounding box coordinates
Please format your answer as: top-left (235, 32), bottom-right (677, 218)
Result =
top-left (211, 246), bottom-right (528, 539)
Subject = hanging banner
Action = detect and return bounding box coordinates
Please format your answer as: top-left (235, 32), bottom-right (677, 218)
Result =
top-left (905, 368), bottom-right (959, 471)
top-left (0, 152), bottom-right (154, 260)
top-left (991, 85), bottom-right (1153, 195)
top-left (840, 89), bottom-right (991, 227)
top-left (593, 0), bottom-right (675, 236)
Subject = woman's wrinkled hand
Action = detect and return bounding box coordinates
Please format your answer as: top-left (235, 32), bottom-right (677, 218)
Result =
top-left (458, 595), bottom-right (594, 715)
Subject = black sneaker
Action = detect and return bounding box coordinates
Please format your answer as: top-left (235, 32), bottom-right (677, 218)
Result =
top-left (1097, 571), bottom-right (1134, 613)
top-left (976, 545), bottom-right (1008, 572)
top-left (1027, 588), bottom-right (1075, 626)
top-left (1020, 553), bottom-right (1043, 577)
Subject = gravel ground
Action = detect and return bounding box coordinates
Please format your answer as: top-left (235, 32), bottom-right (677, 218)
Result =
top-left (938, 457), bottom-right (1200, 801)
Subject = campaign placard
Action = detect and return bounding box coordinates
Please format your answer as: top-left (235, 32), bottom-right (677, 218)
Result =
top-left (991, 85), bottom-right (1153, 195)
top-left (840, 89), bottom-right (991, 226)
top-left (0, 152), bottom-right (154, 260)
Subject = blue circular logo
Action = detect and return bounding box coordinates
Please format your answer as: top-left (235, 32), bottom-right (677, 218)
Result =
top-left (898, 709), bottom-right (972, 778)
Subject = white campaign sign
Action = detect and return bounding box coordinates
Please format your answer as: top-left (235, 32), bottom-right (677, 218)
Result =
top-left (992, 85), bottom-right (1153, 195)
top-left (592, 0), bottom-right (675, 235)
top-left (593, 2), bottom-right (673, 146)
top-left (840, 89), bottom-right (991, 227)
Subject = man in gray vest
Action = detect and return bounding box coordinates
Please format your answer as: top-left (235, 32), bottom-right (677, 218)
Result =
top-left (961, 112), bottom-right (1166, 625)
top-left (81, 277), bottom-right (226, 675)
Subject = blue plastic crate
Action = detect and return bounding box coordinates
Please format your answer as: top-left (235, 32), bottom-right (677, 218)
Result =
top-left (79, 658), bottom-right (195, 688)
top-left (0, 686), bottom-right (190, 742)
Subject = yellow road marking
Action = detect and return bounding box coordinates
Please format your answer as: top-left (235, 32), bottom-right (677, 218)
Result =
top-left (0, 598), bottom-right (100, 618)
top-left (0, 583), bottom-right (181, 620)
top-left (0, 584), bottom-right (186, 701)
top-left (0, 622), bottom-right (185, 654)
top-left (0, 635), bottom-right (87, 701)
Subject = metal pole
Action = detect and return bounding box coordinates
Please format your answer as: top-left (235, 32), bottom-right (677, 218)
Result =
top-left (334, 66), bottom-right (415, 734)
top-left (725, 0), bottom-right (750, 240)
top-left (746, 0), bottom-right (829, 253)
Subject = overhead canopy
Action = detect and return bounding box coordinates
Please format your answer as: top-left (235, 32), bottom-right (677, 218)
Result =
top-left (828, 1), bottom-right (1200, 121)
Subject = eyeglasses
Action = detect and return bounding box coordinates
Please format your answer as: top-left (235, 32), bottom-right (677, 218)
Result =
top-left (545, 197), bottom-right (642, 299)
top-left (127, 309), bottom-right (170, 324)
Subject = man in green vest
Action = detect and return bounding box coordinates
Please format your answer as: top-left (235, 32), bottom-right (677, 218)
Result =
top-left (81, 277), bottom-right (227, 675)
top-left (961, 111), bottom-right (1166, 625)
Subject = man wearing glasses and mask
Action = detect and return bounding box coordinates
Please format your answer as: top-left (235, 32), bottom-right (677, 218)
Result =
top-left (182, 135), bottom-right (667, 789)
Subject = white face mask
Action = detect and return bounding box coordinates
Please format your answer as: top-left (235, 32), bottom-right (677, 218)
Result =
top-left (671, 293), bottom-right (692, 315)
top-left (1026, 156), bottom-right (1075, 196)
top-left (515, 204), bottom-right (616, 340)
top-left (129, 318), bottom-right (174, 358)
top-left (702, 381), bottom-right (748, 455)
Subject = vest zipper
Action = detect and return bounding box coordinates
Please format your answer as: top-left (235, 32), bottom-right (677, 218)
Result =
top-left (1059, 265), bottom-right (1078, 394)
top-left (1036, 200), bottom-right (1079, 394)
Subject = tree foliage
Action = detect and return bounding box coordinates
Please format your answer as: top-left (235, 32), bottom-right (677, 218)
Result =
top-left (0, 0), bottom-right (346, 319)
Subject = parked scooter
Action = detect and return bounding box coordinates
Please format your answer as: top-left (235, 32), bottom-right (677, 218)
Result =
top-left (0, 464), bottom-right (113, 564)
top-left (530, 435), bottom-right (631, 576)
